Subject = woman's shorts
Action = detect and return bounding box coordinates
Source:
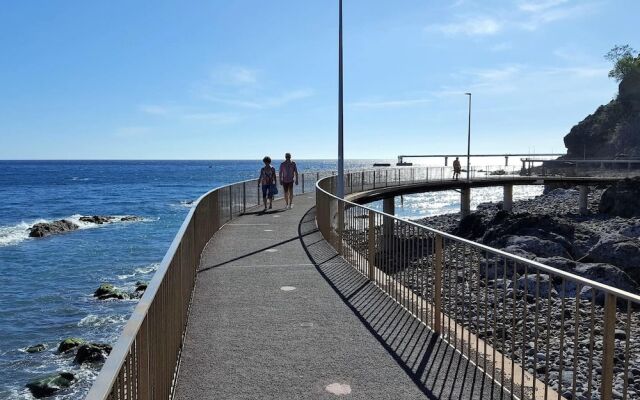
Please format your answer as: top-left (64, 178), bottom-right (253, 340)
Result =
top-left (262, 184), bottom-right (273, 198)
top-left (282, 182), bottom-right (293, 192)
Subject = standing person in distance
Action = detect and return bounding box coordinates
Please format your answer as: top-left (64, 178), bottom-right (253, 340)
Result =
top-left (258, 156), bottom-right (277, 211)
top-left (452, 157), bottom-right (461, 181)
top-left (279, 153), bottom-right (298, 209)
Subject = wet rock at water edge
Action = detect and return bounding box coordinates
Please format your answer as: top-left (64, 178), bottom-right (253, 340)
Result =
top-left (25, 344), bottom-right (47, 353)
top-left (135, 281), bottom-right (148, 292)
top-left (74, 343), bottom-right (112, 365)
top-left (94, 283), bottom-right (130, 300)
top-left (58, 338), bottom-right (86, 353)
top-left (28, 220), bottom-right (79, 238)
top-left (25, 372), bottom-right (76, 398)
top-left (120, 215), bottom-right (142, 222)
top-left (78, 215), bottom-right (115, 224)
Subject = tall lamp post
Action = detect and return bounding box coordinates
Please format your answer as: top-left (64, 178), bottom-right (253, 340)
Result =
top-left (465, 92), bottom-right (471, 180)
top-left (337, 0), bottom-right (345, 198)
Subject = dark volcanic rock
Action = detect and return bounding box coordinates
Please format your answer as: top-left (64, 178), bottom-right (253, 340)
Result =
top-left (26, 372), bottom-right (76, 398)
top-left (583, 233), bottom-right (640, 284)
top-left (28, 220), bottom-right (79, 238)
top-left (563, 71), bottom-right (640, 159)
top-left (58, 338), bottom-right (86, 353)
top-left (503, 235), bottom-right (570, 258)
top-left (74, 343), bottom-right (112, 365)
top-left (94, 283), bottom-right (130, 300)
top-left (26, 344), bottom-right (46, 353)
top-left (599, 178), bottom-right (640, 217)
top-left (574, 263), bottom-right (639, 294)
top-left (120, 216), bottom-right (142, 222)
top-left (482, 212), bottom-right (574, 251)
top-left (455, 213), bottom-right (487, 239)
top-left (79, 215), bottom-right (114, 224)
top-left (135, 281), bottom-right (148, 292)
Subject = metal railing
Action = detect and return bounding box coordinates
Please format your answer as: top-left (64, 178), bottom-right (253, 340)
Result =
top-left (316, 166), bottom-right (640, 400)
top-left (85, 171), bottom-right (332, 400)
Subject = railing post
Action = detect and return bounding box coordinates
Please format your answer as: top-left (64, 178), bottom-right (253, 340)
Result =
top-left (361, 171), bottom-right (364, 192)
top-left (257, 184), bottom-right (261, 206)
top-left (434, 235), bottom-right (443, 335)
top-left (337, 201), bottom-right (344, 256)
top-left (601, 293), bottom-right (616, 400)
top-left (301, 174), bottom-right (305, 194)
top-left (228, 187), bottom-right (233, 219)
top-left (242, 182), bottom-right (246, 213)
top-left (368, 212), bottom-right (375, 281)
top-left (373, 171), bottom-right (376, 189)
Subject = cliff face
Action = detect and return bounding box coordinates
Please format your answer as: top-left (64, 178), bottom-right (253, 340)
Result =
top-left (563, 71), bottom-right (640, 158)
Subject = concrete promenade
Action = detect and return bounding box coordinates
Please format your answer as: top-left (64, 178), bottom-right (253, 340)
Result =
top-left (174, 195), bottom-right (505, 399)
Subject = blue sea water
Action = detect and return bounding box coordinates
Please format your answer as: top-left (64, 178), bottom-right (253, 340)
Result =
top-left (0, 160), bottom-right (542, 399)
top-left (0, 159), bottom-right (384, 399)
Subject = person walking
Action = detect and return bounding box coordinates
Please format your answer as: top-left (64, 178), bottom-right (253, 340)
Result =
top-left (279, 153), bottom-right (298, 209)
top-left (258, 156), bottom-right (277, 211)
top-left (453, 157), bottom-right (461, 180)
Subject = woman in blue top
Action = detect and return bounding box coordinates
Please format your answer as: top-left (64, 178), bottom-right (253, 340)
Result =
top-left (258, 156), bottom-right (277, 211)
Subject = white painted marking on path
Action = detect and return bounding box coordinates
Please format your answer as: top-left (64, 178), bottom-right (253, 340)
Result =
top-left (264, 248), bottom-right (278, 253)
top-left (272, 215), bottom-right (281, 218)
top-left (280, 286), bottom-right (296, 291)
top-left (299, 322), bottom-right (314, 328)
top-left (325, 383), bottom-right (351, 395)
top-left (264, 229), bottom-right (274, 232)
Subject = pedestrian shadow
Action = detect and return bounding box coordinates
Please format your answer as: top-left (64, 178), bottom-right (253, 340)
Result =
top-left (297, 207), bottom-right (507, 400)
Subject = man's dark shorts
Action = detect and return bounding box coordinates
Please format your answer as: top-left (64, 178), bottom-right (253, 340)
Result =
top-left (282, 182), bottom-right (293, 192)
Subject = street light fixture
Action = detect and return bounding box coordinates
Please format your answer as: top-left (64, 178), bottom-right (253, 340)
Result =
top-left (337, 0), bottom-right (345, 198)
top-left (465, 92), bottom-right (471, 181)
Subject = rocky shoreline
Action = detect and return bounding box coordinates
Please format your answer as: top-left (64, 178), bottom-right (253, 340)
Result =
top-left (400, 179), bottom-right (640, 399)
top-left (415, 180), bottom-right (640, 295)
top-left (28, 215), bottom-right (143, 238)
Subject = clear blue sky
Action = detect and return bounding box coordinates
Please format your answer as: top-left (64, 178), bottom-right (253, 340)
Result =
top-left (1, 0), bottom-right (638, 159)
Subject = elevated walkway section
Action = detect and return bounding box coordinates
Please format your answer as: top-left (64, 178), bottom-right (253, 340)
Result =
top-left (174, 195), bottom-right (504, 399)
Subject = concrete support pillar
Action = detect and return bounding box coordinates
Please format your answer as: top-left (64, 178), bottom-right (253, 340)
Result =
top-left (521, 160), bottom-right (526, 175)
top-left (579, 186), bottom-right (589, 215)
top-left (460, 187), bottom-right (471, 218)
top-left (445, 156), bottom-right (449, 166)
top-left (383, 196), bottom-right (395, 238)
top-left (505, 156), bottom-right (509, 167)
top-left (503, 184), bottom-right (513, 212)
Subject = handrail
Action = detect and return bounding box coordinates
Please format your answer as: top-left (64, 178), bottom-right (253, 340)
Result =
top-left (315, 165), bottom-right (640, 400)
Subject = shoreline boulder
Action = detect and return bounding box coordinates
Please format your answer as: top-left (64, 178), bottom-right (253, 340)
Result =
top-left (79, 216), bottom-right (114, 224)
top-left (94, 283), bottom-right (130, 300)
top-left (28, 220), bottom-right (79, 238)
top-left (74, 343), bottom-right (112, 365)
top-left (58, 338), bottom-right (86, 353)
top-left (599, 178), bottom-right (640, 217)
top-left (26, 372), bottom-right (76, 398)
top-left (26, 344), bottom-right (47, 353)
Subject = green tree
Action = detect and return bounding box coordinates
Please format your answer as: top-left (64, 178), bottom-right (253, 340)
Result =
top-left (605, 44), bottom-right (640, 82)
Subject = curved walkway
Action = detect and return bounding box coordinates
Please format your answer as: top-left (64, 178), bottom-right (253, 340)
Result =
top-left (174, 195), bottom-right (505, 399)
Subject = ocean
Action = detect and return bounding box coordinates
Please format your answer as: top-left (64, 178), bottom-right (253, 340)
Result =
top-left (0, 160), bottom-right (542, 399)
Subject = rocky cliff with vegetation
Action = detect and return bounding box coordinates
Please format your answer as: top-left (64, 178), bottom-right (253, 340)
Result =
top-left (563, 46), bottom-right (640, 158)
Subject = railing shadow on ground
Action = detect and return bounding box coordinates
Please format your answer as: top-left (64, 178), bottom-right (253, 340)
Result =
top-left (297, 207), bottom-right (508, 399)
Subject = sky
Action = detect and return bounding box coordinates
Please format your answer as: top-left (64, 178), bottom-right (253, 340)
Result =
top-left (0, 0), bottom-right (638, 160)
